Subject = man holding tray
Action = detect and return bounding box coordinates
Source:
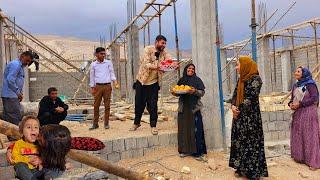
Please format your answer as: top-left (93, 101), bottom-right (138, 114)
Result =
top-left (129, 35), bottom-right (172, 135)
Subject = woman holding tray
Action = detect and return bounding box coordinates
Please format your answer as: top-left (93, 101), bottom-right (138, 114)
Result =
top-left (171, 64), bottom-right (207, 162)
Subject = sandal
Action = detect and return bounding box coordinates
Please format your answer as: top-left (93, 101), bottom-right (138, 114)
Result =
top-left (151, 127), bottom-right (158, 135)
top-left (195, 155), bottom-right (208, 162)
top-left (179, 153), bottom-right (188, 158)
top-left (129, 124), bottom-right (141, 131)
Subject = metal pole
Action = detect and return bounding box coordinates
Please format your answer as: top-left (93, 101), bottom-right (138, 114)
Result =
top-left (312, 23), bottom-right (319, 66)
top-left (158, 5), bottom-right (162, 35)
top-left (147, 18), bottom-right (151, 45)
top-left (143, 27), bottom-right (146, 48)
top-left (173, 0), bottom-right (180, 78)
top-left (214, 0), bottom-right (226, 147)
top-left (250, 0), bottom-right (258, 61)
top-left (272, 35), bottom-right (276, 83)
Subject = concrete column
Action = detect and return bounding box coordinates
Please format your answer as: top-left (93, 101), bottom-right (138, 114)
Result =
top-left (0, 18), bottom-right (5, 111)
top-left (22, 68), bottom-right (29, 102)
top-left (126, 25), bottom-right (140, 103)
top-left (110, 43), bottom-right (121, 102)
top-left (258, 37), bottom-right (272, 94)
top-left (281, 51), bottom-right (292, 92)
top-left (190, 0), bottom-right (223, 149)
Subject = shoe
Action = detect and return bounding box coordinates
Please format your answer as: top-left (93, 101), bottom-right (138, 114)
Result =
top-left (104, 125), bottom-right (110, 129)
top-left (89, 124), bottom-right (99, 130)
top-left (195, 155), bottom-right (208, 162)
top-left (151, 127), bottom-right (158, 135)
top-left (309, 167), bottom-right (317, 171)
top-left (129, 124), bottom-right (141, 131)
top-left (179, 153), bottom-right (187, 158)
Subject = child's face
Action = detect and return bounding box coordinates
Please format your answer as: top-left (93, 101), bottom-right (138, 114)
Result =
top-left (23, 119), bottom-right (40, 143)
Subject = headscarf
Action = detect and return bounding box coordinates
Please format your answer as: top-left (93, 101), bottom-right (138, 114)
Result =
top-left (235, 56), bottom-right (259, 106)
top-left (177, 64), bottom-right (205, 90)
top-left (295, 67), bottom-right (316, 87)
top-left (177, 64), bottom-right (205, 108)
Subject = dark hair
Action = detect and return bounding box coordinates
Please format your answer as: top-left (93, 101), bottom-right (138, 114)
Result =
top-left (48, 87), bottom-right (57, 95)
top-left (19, 115), bottom-right (40, 134)
top-left (155, 35), bottom-right (167, 42)
top-left (95, 47), bottom-right (106, 54)
top-left (21, 51), bottom-right (34, 59)
top-left (39, 125), bottom-right (71, 171)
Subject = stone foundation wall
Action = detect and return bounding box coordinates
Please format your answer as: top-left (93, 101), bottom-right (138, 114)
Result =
top-left (262, 110), bottom-right (291, 142)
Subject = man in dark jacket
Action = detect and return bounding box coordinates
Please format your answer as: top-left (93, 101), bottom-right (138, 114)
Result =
top-left (37, 87), bottom-right (68, 126)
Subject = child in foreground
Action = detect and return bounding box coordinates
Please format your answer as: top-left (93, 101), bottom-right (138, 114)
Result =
top-left (12, 115), bottom-right (42, 180)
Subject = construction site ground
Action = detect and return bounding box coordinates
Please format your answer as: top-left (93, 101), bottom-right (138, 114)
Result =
top-left (59, 146), bottom-right (320, 180)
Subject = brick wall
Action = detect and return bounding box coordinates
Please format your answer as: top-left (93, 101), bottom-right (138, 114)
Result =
top-left (29, 72), bottom-right (90, 101)
top-left (261, 110), bottom-right (291, 142)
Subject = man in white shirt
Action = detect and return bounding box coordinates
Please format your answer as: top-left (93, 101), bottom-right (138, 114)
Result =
top-left (89, 47), bottom-right (119, 130)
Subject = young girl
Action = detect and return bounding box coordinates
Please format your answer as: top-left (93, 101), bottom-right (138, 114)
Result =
top-left (37, 124), bottom-right (72, 179)
top-left (12, 115), bottom-right (42, 180)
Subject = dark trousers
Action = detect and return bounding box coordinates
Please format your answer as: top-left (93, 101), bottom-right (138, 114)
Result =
top-left (2, 97), bottom-right (22, 125)
top-left (14, 162), bottom-right (63, 180)
top-left (134, 81), bottom-right (159, 127)
top-left (2, 97), bottom-right (22, 141)
top-left (39, 111), bottom-right (67, 126)
top-left (14, 162), bottom-right (41, 180)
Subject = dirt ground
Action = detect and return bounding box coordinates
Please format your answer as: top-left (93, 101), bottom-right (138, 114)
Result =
top-left (117, 146), bottom-right (320, 180)
top-left (60, 118), bottom-right (177, 141)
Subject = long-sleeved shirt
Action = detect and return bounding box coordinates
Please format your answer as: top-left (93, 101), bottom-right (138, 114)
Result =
top-left (1, 59), bottom-right (25, 98)
top-left (136, 45), bottom-right (171, 85)
top-left (89, 59), bottom-right (116, 87)
top-left (38, 96), bottom-right (69, 117)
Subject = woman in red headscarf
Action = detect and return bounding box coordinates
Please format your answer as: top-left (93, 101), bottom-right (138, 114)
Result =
top-left (229, 56), bottom-right (268, 179)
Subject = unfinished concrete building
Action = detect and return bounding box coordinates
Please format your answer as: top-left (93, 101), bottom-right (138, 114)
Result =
top-left (1, 0), bottom-right (320, 179)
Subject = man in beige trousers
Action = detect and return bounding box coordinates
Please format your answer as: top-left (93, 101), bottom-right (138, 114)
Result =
top-left (89, 47), bottom-right (119, 130)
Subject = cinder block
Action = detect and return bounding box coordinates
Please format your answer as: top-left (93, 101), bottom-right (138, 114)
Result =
top-left (132, 148), bottom-right (144, 158)
top-left (276, 111), bottom-right (284, 121)
top-left (101, 140), bottom-right (113, 154)
top-left (136, 136), bottom-right (148, 149)
top-left (143, 147), bottom-right (156, 155)
top-left (120, 150), bottom-right (133, 159)
top-left (107, 152), bottom-right (121, 163)
top-left (158, 133), bottom-right (170, 146)
top-left (269, 112), bottom-right (277, 122)
top-left (268, 122), bottom-right (276, 131)
top-left (124, 137), bottom-right (137, 150)
top-left (0, 151), bottom-right (9, 167)
top-left (169, 133), bottom-right (178, 145)
top-left (147, 135), bottom-right (159, 147)
top-left (261, 112), bottom-right (269, 123)
top-left (283, 111), bottom-right (292, 121)
top-left (271, 131), bottom-right (279, 140)
top-left (264, 132), bottom-right (272, 141)
top-left (112, 139), bottom-right (125, 152)
top-left (0, 166), bottom-right (15, 179)
top-left (262, 124), bottom-right (268, 133)
top-left (278, 131), bottom-right (287, 140)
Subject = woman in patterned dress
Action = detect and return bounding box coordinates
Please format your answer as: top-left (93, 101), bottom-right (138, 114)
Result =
top-left (229, 56), bottom-right (268, 179)
top-left (289, 66), bottom-right (320, 170)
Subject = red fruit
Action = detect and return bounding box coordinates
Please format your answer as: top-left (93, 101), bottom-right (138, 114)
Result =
top-left (166, 59), bottom-right (173, 64)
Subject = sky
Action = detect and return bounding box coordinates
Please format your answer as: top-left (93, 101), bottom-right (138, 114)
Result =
top-left (1, 0), bottom-right (319, 49)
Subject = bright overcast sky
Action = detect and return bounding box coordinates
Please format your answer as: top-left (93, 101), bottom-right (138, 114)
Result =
top-left (1, 0), bottom-right (319, 49)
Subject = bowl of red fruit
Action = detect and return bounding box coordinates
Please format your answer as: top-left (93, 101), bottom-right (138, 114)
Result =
top-left (160, 59), bottom-right (179, 72)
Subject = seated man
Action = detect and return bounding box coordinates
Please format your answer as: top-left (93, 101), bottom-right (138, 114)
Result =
top-left (38, 87), bottom-right (68, 126)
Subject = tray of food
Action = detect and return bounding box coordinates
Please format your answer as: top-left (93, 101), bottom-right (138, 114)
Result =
top-left (160, 59), bottom-right (179, 72)
top-left (172, 85), bottom-right (192, 94)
